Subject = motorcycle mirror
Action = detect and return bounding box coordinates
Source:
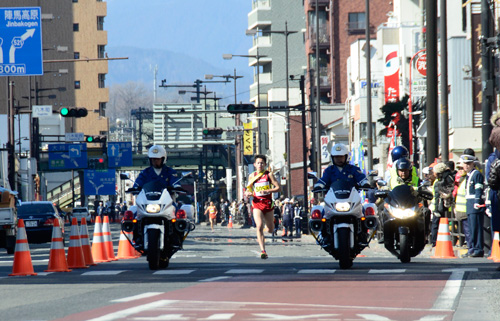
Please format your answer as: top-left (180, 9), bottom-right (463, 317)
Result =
top-left (120, 173), bottom-right (131, 180)
top-left (307, 172), bottom-right (318, 179)
top-left (368, 170), bottom-right (379, 176)
top-left (181, 171), bottom-right (192, 178)
top-left (376, 179), bottom-right (387, 187)
top-left (374, 190), bottom-right (388, 198)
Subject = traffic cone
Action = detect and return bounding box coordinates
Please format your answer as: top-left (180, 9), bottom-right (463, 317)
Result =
top-left (102, 216), bottom-right (117, 261)
top-left (79, 218), bottom-right (96, 266)
top-left (45, 218), bottom-right (72, 272)
top-left (91, 216), bottom-right (109, 263)
top-left (67, 218), bottom-right (88, 269)
top-left (488, 231), bottom-right (500, 262)
top-left (227, 214), bottom-right (233, 228)
top-left (9, 219), bottom-right (37, 276)
top-left (116, 230), bottom-right (138, 259)
top-left (431, 217), bottom-right (457, 259)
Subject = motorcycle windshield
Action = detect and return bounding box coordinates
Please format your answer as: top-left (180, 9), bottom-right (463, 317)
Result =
top-left (142, 180), bottom-right (168, 201)
top-left (387, 185), bottom-right (418, 208)
top-left (330, 180), bottom-right (355, 200)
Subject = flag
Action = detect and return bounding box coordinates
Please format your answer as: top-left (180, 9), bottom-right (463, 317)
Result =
top-left (387, 127), bottom-right (396, 169)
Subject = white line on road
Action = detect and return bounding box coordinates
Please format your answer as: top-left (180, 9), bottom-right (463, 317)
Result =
top-left (87, 300), bottom-right (178, 321)
top-left (203, 314), bottom-right (235, 320)
top-left (369, 269), bottom-right (406, 274)
top-left (225, 269), bottom-right (264, 274)
top-left (298, 269), bottom-right (336, 274)
top-left (432, 268), bottom-right (478, 310)
top-left (199, 276), bottom-right (231, 282)
top-left (81, 270), bottom-right (127, 276)
top-left (111, 292), bottom-right (164, 303)
top-left (153, 270), bottom-right (195, 275)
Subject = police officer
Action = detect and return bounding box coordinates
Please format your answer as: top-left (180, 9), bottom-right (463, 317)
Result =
top-left (314, 143), bottom-right (370, 190)
top-left (133, 145), bottom-right (178, 189)
top-left (386, 146), bottom-right (419, 188)
top-left (389, 157), bottom-right (420, 189)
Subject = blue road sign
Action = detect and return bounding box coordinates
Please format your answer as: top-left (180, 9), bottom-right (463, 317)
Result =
top-left (84, 169), bottom-right (116, 196)
top-left (48, 143), bottom-right (87, 170)
top-left (0, 7), bottom-right (43, 76)
top-left (107, 142), bottom-right (133, 168)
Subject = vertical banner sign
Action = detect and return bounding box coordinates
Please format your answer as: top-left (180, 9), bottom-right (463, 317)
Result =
top-left (320, 136), bottom-right (330, 164)
top-left (384, 45), bottom-right (400, 103)
top-left (243, 122), bottom-right (253, 156)
top-left (0, 7), bottom-right (43, 76)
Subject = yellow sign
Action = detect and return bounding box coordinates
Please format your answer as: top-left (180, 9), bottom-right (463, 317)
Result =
top-left (243, 122), bottom-right (253, 155)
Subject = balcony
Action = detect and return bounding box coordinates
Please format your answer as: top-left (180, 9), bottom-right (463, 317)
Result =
top-left (248, 1), bottom-right (271, 29)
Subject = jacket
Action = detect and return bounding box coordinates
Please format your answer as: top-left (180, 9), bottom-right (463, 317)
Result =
top-left (316, 163), bottom-right (369, 188)
top-left (465, 169), bottom-right (485, 214)
top-left (133, 165), bottom-right (178, 189)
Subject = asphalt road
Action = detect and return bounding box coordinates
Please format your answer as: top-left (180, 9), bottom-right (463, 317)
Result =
top-left (0, 222), bottom-right (499, 320)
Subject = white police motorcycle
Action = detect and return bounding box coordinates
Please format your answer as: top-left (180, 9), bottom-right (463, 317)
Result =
top-left (121, 172), bottom-right (195, 270)
top-left (309, 174), bottom-right (378, 269)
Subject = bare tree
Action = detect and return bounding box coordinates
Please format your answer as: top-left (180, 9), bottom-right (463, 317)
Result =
top-left (108, 81), bottom-right (153, 123)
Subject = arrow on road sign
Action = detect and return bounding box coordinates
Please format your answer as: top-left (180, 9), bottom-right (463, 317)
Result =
top-left (9, 29), bottom-right (35, 63)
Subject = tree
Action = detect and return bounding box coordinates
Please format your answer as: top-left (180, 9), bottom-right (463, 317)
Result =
top-left (108, 81), bottom-right (153, 124)
top-left (377, 95), bottom-right (410, 151)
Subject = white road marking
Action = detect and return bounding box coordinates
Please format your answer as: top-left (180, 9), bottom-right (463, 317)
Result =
top-left (202, 314), bottom-right (235, 320)
top-left (153, 270), bottom-right (195, 275)
top-left (111, 292), bottom-right (164, 303)
top-left (87, 300), bottom-right (178, 321)
top-left (202, 256), bottom-right (230, 259)
top-left (199, 276), bottom-right (231, 282)
top-left (298, 269), bottom-right (336, 274)
top-left (368, 269), bottom-right (406, 274)
top-left (225, 269), bottom-right (263, 274)
top-left (357, 314), bottom-right (391, 320)
top-left (432, 268), bottom-right (478, 310)
top-left (81, 270), bottom-right (127, 276)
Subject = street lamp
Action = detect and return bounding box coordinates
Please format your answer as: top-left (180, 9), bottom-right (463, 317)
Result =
top-left (223, 52), bottom-right (267, 155)
top-left (246, 23), bottom-right (298, 197)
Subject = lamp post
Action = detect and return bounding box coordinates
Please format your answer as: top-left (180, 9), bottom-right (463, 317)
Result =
top-left (246, 22), bottom-right (298, 198)
top-left (223, 53), bottom-right (267, 154)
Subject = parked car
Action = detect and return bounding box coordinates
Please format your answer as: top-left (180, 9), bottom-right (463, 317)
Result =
top-left (17, 201), bottom-right (65, 244)
top-left (72, 206), bottom-right (91, 223)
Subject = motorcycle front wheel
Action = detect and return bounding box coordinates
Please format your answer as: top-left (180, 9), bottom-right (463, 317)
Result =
top-left (399, 233), bottom-right (411, 263)
top-left (337, 227), bottom-right (353, 269)
top-left (147, 229), bottom-right (161, 270)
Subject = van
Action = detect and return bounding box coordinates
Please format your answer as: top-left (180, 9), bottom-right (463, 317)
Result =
top-left (72, 207), bottom-right (91, 223)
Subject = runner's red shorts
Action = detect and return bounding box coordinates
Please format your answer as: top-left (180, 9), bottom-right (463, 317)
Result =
top-left (252, 197), bottom-right (274, 213)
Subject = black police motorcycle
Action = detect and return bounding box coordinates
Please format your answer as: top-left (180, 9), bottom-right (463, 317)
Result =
top-left (375, 184), bottom-right (433, 263)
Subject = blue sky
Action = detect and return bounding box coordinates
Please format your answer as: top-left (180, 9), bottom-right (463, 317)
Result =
top-left (106, 0), bottom-right (253, 81)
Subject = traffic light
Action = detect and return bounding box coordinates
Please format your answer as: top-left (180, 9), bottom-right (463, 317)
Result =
top-left (59, 107), bottom-right (88, 118)
top-left (227, 104), bottom-right (256, 114)
top-left (202, 128), bottom-right (223, 137)
top-left (88, 157), bottom-right (105, 169)
top-left (85, 135), bottom-right (106, 143)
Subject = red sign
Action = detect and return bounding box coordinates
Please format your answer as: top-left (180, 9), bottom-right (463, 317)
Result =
top-left (416, 54), bottom-right (427, 77)
top-left (384, 47), bottom-right (400, 103)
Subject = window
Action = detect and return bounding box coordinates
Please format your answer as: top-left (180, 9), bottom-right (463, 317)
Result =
top-left (72, 0), bottom-right (78, 3)
top-left (99, 102), bottom-right (107, 117)
top-left (360, 122), bottom-right (377, 146)
top-left (347, 12), bottom-right (365, 34)
top-left (97, 16), bottom-right (104, 31)
top-left (97, 45), bottom-right (105, 59)
top-left (74, 52), bottom-right (80, 59)
top-left (73, 23), bottom-right (79, 32)
top-left (75, 81), bottom-right (81, 89)
top-left (98, 74), bottom-right (106, 88)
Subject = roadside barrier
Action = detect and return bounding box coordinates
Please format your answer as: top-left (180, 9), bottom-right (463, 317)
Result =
top-left (228, 214), bottom-right (233, 228)
top-left (80, 218), bottom-right (96, 266)
top-left (45, 218), bottom-right (72, 272)
top-left (67, 218), bottom-right (87, 269)
top-left (91, 216), bottom-right (109, 263)
top-left (116, 230), bottom-right (138, 259)
top-left (9, 219), bottom-right (37, 276)
top-left (489, 231), bottom-right (500, 262)
top-left (431, 217), bottom-right (457, 259)
top-left (102, 216), bottom-right (117, 261)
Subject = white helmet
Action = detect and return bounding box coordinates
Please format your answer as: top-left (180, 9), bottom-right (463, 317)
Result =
top-left (148, 145), bottom-right (167, 165)
top-left (330, 143), bottom-right (349, 165)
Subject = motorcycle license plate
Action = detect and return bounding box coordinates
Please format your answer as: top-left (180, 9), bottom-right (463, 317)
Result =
top-left (25, 220), bottom-right (38, 227)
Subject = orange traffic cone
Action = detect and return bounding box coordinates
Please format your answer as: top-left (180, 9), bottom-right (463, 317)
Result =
top-left (80, 218), bottom-right (96, 266)
top-left (9, 219), bottom-right (37, 276)
top-left (102, 216), bottom-right (117, 261)
top-left (489, 231), bottom-right (500, 262)
top-left (227, 214), bottom-right (233, 228)
top-left (431, 217), bottom-right (457, 259)
top-left (91, 216), bottom-right (109, 263)
top-left (116, 230), bottom-right (138, 259)
top-left (67, 218), bottom-right (88, 269)
top-left (45, 218), bottom-right (72, 272)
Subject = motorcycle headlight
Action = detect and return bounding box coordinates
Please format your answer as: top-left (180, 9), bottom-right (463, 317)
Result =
top-left (335, 202), bottom-right (351, 212)
top-left (390, 207), bottom-right (416, 219)
top-left (146, 204), bottom-right (161, 213)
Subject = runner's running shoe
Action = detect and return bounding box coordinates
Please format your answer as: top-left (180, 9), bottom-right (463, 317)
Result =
top-left (261, 251), bottom-right (268, 259)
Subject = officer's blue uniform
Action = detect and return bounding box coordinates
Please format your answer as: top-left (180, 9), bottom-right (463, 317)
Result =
top-left (465, 168), bottom-right (485, 256)
top-left (317, 164), bottom-right (369, 188)
top-left (133, 165), bottom-right (177, 189)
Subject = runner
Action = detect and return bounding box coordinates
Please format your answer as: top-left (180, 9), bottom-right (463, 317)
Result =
top-left (204, 201), bottom-right (218, 232)
top-left (245, 154), bottom-right (281, 259)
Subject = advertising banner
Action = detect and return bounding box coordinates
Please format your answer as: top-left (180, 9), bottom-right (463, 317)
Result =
top-left (384, 45), bottom-right (400, 103)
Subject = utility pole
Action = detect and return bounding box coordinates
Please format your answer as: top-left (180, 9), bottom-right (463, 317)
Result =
top-left (315, 0), bottom-right (322, 174)
top-left (425, 0), bottom-right (438, 164)
top-left (299, 75), bottom-right (308, 216)
top-left (481, 0), bottom-right (494, 161)
top-left (440, 0), bottom-right (449, 162)
top-left (7, 80), bottom-right (15, 190)
top-left (365, 0), bottom-right (373, 170)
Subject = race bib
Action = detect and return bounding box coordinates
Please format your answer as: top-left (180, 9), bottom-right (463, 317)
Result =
top-left (254, 181), bottom-right (270, 196)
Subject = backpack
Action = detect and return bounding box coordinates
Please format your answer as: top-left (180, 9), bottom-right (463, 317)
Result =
top-left (487, 158), bottom-right (500, 191)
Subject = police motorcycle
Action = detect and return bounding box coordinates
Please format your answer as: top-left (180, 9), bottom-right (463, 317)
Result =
top-left (375, 183), bottom-right (433, 263)
top-left (120, 172), bottom-right (195, 270)
top-left (309, 173), bottom-right (378, 269)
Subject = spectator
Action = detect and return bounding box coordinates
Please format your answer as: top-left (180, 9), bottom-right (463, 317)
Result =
top-left (294, 201), bottom-right (303, 238)
top-left (487, 112), bottom-right (500, 269)
top-left (453, 161), bottom-right (470, 249)
top-left (220, 199), bottom-right (230, 225)
top-left (461, 153), bottom-right (485, 257)
top-left (430, 162), bottom-right (455, 247)
top-left (281, 198), bottom-right (293, 237)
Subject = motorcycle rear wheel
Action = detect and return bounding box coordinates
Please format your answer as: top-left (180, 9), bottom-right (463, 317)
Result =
top-left (337, 227), bottom-right (353, 269)
top-left (399, 233), bottom-right (411, 263)
top-left (147, 229), bottom-right (161, 270)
